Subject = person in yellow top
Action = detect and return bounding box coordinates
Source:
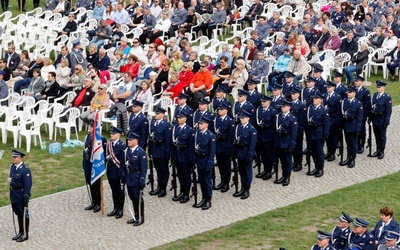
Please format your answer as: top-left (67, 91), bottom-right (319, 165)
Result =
top-left (79, 83), bottom-right (111, 124)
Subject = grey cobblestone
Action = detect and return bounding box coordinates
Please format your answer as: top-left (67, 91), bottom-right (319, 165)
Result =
top-left (1, 106), bottom-right (399, 249)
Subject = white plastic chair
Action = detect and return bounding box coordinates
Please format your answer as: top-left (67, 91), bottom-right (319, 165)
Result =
top-left (0, 107), bottom-right (15, 144)
top-left (369, 48), bottom-right (388, 78)
top-left (18, 115), bottom-right (44, 152)
top-left (42, 103), bottom-right (64, 140)
top-left (12, 96), bottom-right (36, 114)
top-left (5, 111), bottom-right (30, 148)
top-left (100, 108), bottom-right (118, 133)
top-left (54, 107), bottom-right (80, 141)
top-left (258, 58), bottom-right (276, 93)
top-left (54, 91), bottom-right (77, 105)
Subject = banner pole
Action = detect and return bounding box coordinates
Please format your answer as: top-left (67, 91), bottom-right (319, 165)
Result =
top-left (100, 176), bottom-right (104, 215)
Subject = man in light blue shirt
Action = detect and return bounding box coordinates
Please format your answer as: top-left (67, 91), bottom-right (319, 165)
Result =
top-left (114, 3), bottom-right (131, 25)
top-left (92, 0), bottom-right (105, 20)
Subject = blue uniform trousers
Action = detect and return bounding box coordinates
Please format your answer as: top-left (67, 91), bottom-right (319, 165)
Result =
top-left (176, 161), bottom-right (192, 195)
top-left (153, 157), bottom-right (169, 187)
top-left (216, 153), bottom-right (232, 185)
top-left (85, 171), bottom-right (101, 206)
top-left (278, 148), bottom-right (293, 173)
top-left (373, 125), bottom-right (387, 149)
top-left (310, 138), bottom-right (324, 167)
top-left (197, 168), bottom-right (212, 197)
top-left (344, 132), bottom-right (358, 156)
top-left (238, 159), bottom-right (253, 187)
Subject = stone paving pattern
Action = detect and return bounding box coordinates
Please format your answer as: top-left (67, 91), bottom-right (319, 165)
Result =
top-left (1, 106), bottom-right (400, 250)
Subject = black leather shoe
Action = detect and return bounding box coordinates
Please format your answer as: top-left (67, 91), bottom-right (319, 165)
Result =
top-left (378, 151), bottom-right (384, 159)
top-left (282, 175), bottom-right (291, 186)
top-left (256, 171), bottom-right (265, 178)
top-left (127, 218), bottom-right (136, 224)
top-left (85, 204), bottom-right (95, 210)
top-left (93, 205), bottom-right (100, 213)
top-left (149, 187), bottom-right (161, 196)
top-left (339, 157), bottom-right (351, 166)
top-left (233, 188), bottom-right (244, 197)
top-left (370, 151), bottom-right (379, 157)
top-left (115, 210), bottom-right (123, 219)
top-left (307, 168), bottom-right (317, 176)
top-left (326, 154), bottom-right (335, 162)
top-left (201, 200), bottom-right (212, 210)
top-left (357, 147), bottom-right (364, 154)
top-left (12, 233), bottom-right (22, 240)
top-left (172, 192), bottom-right (184, 201)
top-left (293, 163), bottom-right (302, 172)
top-left (157, 189), bottom-right (166, 197)
top-left (348, 158), bottom-right (355, 168)
top-left (16, 234), bottom-right (28, 242)
top-left (193, 198), bottom-right (205, 208)
top-left (274, 175), bottom-right (285, 184)
top-left (262, 173), bottom-right (272, 180)
top-left (220, 185), bottom-right (229, 192)
top-left (107, 209), bottom-right (117, 217)
top-left (180, 195), bottom-right (190, 203)
top-left (315, 169), bottom-right (324, 177)
top-left (241, 190), bottom-right (250, 199)
top-left (133, 218), bottom-right (144, 226)
top-left (213, 182), bottom-right (223, 190)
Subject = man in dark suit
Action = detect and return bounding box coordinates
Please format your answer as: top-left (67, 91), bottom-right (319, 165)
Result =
top-left (5, 44), bottom-right (20, 72)
top-left (315, 25), bottom-right (331, 51)
top-left (54, 46), bottom-right (72, 68)
top-left (243, 0), bottom-right (263, 27)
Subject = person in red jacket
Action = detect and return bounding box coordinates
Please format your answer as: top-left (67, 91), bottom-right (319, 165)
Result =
top-left (178, 61), bottom-right (195, 89)
top-left (186, 60), bottom-right (212, 109)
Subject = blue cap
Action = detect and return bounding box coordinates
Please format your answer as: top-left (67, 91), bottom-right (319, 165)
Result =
top-left (282, 100), bottom-right (292, 106)
top-left (334, 70), bottom-right (344, 78)
top-left (110, 126), bottom-right (123, 134)
top-left (290, 86), bottom-right (301, 94)
top-left (354, 75), bottom-right (364, 82)
top-left (238, 89), bottom-right (249, 96)
top-left (12, 149), bottom-right (25, 158)
top-left (339, 212), bottom-right (353, 223)
top-left (313, 91), bottom-right (324, 99)
top-left (285, 71), bottom-right (296, 78)
top-left (0, 70), bottom-right (5, 75)
top-left (247, 81), bottom-right (257, 85)
top-left (132, 99), bottom-right (144, 107)
top-left (385, 231), bottom-right (400, 240)
top-left (261, 95), bottom-right (273, 102)
top-left (313, 64), bottom-right (324, 73)
top-left (72, 39), bottom-right (81, 46)
top-left (317, 230), bottom-right (331, 240)
top-left (325, 81), bottom-right (336, 88)
top-left (198, 115), bottom-right (212, 124)
top-left (354, 218), bottom-right (369, 228)
top-left (376, 80), bottom-right (387, 87)
top-left (198, 97), bottom-right (210, 105)
top-left (126, 131), bottom-right (140, 140)
top-left (307, 76), bottom-right (317, 82)
top-left (218, 101), bottom-right (231, 110)
top-left (155, 105), bottom-right (167, 113)
top-left (239, 110), bottom-right (252, 118)
top-left (216, 85), bottom-right (228, 93)
top-left (176, 109), bottom-right (191, 118)
top-left (347, 86), bottom-right (357, 93)
top-left (273, 83), bottom-right (283, 90)
top-left (178, 92), bottom-right (190, 99)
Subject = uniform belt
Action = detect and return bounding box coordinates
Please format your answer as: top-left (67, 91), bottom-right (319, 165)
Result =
top-left (174, 144), bottom-right (188, 150)
top-left (150, 141), bottom-right (163, 146)
top-left (278, 132), bottom-right (289, 135)
top-left (195, 152), bottom-right (207, 158)
top-left (128, 168), bottom-right (140, 173)
top-left (372, 112), bottom-right (383, 115)
top-left (259, 126), bottom-right (270, 130)
top-left (10, 186), bottom-right (23, 190)
top-left (217, 136), bottom-right (226, 141)
top-left (308, 123), bottom-right (322, 127)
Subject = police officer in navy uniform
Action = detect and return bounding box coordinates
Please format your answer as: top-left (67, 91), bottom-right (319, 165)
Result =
top-left (370, 80), bottom-right (392, 159)
top-left (311, 230), bottom-right (336, 250)
top-left (212, 85), bottom-right (233, 118)
top-left (255, 95), bottom-right (278, 180)
top-left (333, 70), bottom-right (348, 99)
top-left (148, 106), bottom-right (172, 197)
top-left (282, 71), bottom-right (299, 101)
top-left (377, 231), bottom-right (400, 250)
top-left (302, 76), bottom-right (318, 107)
top-left (173, 93), bottom-right (194, 127)
top-left (247, 81), bottom-right (262, 108)
top-left (106, 126), bottom-right (127, 219)
top-left (353, 75), bottom-right (371, 154)
top-left (332, 212), bottom-right (353, 250)
top-left (9, 150), bottom-right (32, 242)
top-left (290, 86), bottom-right (307, 172)
top-left (274, 100), bottom-right (298, 186)
top-left (127, 100), bottom-right (149, 150)
top-left (83, 129), bottom-right (107, 213)
top-left (233, 110), bottom-right (257, 199)
top-left (193, 97), bottom-right (215, 132)
top-left (324, 81), bottom-right (343, 162)
top-left (339, 86), bottom-right (363, 168)
top-left (125, 132), bottom-right (147, 226)
top-left (313, 64), bottom-right (327, 94)
top-left (271, 83), bottom-right (284, 110)
top-left (171, 109), bottom-right (195, 203)
top-left (233, 89), bottom-right (256, 126)
top-left (193, 115), bottom-right (216, 210)
top-left (306, 92), bottom-right (330, 177)
top-left (347, 218), bottom-right (375, 250)
top-left (214, 101), bottom-right (235, 192)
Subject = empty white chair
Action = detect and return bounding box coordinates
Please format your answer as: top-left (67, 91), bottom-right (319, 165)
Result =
top-left (19, 115), bottom-right (44, 152)
top-left (42, 103), bottom-right (64, 140)
top-left (5, 111), bottom-right (30, 148)
top-left (54, 107), bottom-right (80, 141)
top-left (54, 91), bottom-right (77, 105)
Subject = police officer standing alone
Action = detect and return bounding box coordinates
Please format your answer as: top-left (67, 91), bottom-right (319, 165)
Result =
top-left (148, 106), bottom-right (172, 197)
top-left (171, 110), bottom-right (195, 203)
top-left (125, 132), bottom-right (147, 226)
top-left (106, 126), bottom-right (127, 219)
top-left (193, 116), bottom-right (216, 210)
top-left (274, 100), bottom-right (298, 186)
top-left (306, 92), bottom-right (330, 177)
top-left (9, 150), bottom-right (32, 242)
top-left (339, 86), bottom-right (363, 168)
top-left (233, 110), bottom-right (257, 199)
top-left (370, 80), bottom-right (392, 159)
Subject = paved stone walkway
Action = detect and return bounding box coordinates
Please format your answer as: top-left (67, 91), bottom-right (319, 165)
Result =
top-left (1, 106), bottom-right (400, 250)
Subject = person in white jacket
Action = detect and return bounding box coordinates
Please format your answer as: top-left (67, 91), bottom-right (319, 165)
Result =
top-left (146, 10), bottom-right (171, 43)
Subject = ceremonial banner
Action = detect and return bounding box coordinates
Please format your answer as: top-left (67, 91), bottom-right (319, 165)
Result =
top-left (90, 111), bottom-right (106, 185)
